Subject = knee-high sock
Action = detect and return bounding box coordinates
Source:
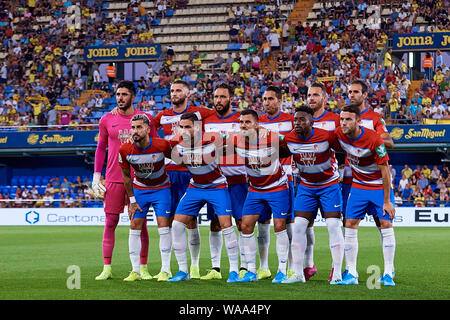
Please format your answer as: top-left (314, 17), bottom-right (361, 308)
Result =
top-left (381, 228), bottom-right (396, 276)
top-left (304, 226), bottom-right (315, 268)
top-left (326, 218), bottom-right (344, 280)
top-left (241, 232), bottom-right (257, 274)
top-left (275, 229), bottom-right (289, 274)
top-left (286, 223), bottom-right (293, 271)
top-left (239, 232), bottom-right (248, 270)
top-left (290, 217), bottom-right (309, 276)
top-left (257, 223), bottom-right (270, 270)
top-left (222, 226), bottom-right (239, 273)
top-left (102, 213), bottom-right (120, 265)
top-left (172, 220), bottom-right (188, 273)
top-left (158, 227), bottom-right (172, 273)
top-left (187, 227), bottom-right (201, 268)
top-left (140, 219), bottom-right (149, 266)
top-left (129, 229), bottom-right (141, 273)
top-left (344, 227), bottom-right (358, 276)
top-left (209, 230), bottom-right (223, 269)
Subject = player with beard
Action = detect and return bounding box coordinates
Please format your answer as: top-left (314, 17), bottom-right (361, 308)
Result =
top-left (235, 109), bottom-right (291, 283)
top-left (152, 80), bottom-right (215, 280)
top-left (118, 114), bottom-right (172, 281)
top-left (93, 80), bottom-right (158, 281)
top-left (201, 83), bottom-right (248, 280)
top-left (341, 80), bottom-right (395, 282)
top-left (168, 112), bottom-right (240, 283)
top-left (334, 104), bottom-right (396, 286)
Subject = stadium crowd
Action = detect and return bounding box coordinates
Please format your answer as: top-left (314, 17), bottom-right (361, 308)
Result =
top-left (0, 0), bottom-right (449, 130)
top-left (0, 175), bottom-right (100, 208)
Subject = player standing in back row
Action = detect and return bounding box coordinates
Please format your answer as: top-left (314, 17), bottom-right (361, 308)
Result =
top-left (258, 86), bottom-right (295, 280)
top-left (202, 84), bottom-right (249, 280)
top-left (93, 80), bottom-right (158, 281)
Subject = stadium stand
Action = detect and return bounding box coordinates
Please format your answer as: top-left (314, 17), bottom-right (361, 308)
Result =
top-left (0, 0), bottom-right (449, 207)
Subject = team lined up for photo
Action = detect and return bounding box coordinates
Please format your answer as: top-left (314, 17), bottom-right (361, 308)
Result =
top-left (92, 79), bottom-right (396, 286)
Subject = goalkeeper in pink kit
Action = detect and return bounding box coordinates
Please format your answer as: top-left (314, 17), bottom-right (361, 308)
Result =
top-left (93, 80), bottom-right (158, 280)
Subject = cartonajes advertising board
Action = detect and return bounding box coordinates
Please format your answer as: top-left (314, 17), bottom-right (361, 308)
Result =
top-left (1, 207), bottom-right (449, 227)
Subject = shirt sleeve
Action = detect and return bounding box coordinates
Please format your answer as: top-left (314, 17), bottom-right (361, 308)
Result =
top-left (145, 112), bottom-right (159, 138)
top-left (373, 135), bottom-right (390, 165)
top-left (94, 117), bottom-right (108, 173)
top-left (118, 144), bottom-right (130, 170)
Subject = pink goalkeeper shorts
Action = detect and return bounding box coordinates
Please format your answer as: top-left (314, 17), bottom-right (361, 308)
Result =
top-left (104, 182), bottom-right (129, 214)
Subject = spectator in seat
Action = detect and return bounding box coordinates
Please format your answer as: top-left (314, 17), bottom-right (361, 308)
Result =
top-left (394, 191), bottom-right (403, 206)
top-left (401, 183), bottom-right (414, 202)
top-left (430, 166), bottom-right (441, 184)
top-left (418, 174), bottom-right (429, 190)
top-left (414, 192), bottom-right (425, 207)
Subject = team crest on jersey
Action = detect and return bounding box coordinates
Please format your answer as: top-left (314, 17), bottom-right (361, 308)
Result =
top-left (171, 122), bottom-right (180, 135)
top-left (347, 153), bottom-right (360, 166)
top-left (186, 153), bottom-right (203, 168)
top-left (248, 156), bottom-right (263, 171)
top-left (300, 152), bottom-right (316, 167)
top-left (138, 162), bottom-right (155, 173)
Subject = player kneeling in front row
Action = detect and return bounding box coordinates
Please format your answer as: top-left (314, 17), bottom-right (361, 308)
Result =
top-left (168, 112), bottom-right (240, 283)
top-left (119, 114), bottom-right (173, 281)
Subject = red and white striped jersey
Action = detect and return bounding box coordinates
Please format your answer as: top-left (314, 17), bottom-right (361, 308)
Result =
top-left (342, 107), bottom-right (389, 185)
top-left (258, 111), bottom-right (294, 181)
top-left (234, 131), bottom-right (288, 192)
top-left (283, 128), bottom-right (340, 188)
top-left (153, 105), bottom-right (216, 171)
top-left (360, 107), bottom-right (389, 135)
top-left (335, 126), bottom-right (390, 190)
top-left (313, 109), bottom-right (340, 132)
top-left (203, 110), bottom-right (246, 185)
top-left (171, 134), bottom-right (227, 189)
top-left (118, 138), bottom-right (172, 190)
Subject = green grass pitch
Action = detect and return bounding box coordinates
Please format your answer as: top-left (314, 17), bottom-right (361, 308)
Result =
top-left (1, 226), bottom-right (449, 300)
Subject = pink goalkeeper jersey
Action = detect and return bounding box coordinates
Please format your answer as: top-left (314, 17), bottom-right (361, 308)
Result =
top-left (95, 109), bottom-right (158, 184)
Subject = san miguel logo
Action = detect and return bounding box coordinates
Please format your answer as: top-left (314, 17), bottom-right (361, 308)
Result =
top-left (38, 134), bottom-right (74, 144)
top-left (404, 128), bottom-right (446, 140)
top-left (389, 127), bottom-right (404, 140)
top-left (27, 133), bottom-right (39, 145)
